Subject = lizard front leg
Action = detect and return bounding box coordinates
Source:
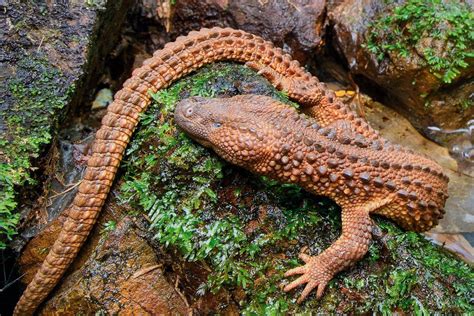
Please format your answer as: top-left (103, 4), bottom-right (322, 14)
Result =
top-left (283, 207), bottom-right (373, 303)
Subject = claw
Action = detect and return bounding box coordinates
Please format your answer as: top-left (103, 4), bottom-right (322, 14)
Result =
top-left (245, 61), bottom-right (278, 82)
top-left (260, 68), bottom-right (277, 82)
top-left (244, 61), bottom-right (260, 71)
top-left (316, 281), bottom-right (328, 299)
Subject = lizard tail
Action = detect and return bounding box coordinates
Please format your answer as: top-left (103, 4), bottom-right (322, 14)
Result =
top-left (14, 26), bottom-right (322, 315)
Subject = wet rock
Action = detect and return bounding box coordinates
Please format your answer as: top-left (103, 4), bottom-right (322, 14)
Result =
top-left (0, 0), bottom-right (134, 248)
top-left (38, 217), bottom-right (191, 315)
top-left (18, 216), bottom-right (66, 284)
top-left (427, 119), bottom-right (474, 177)
top-left (91, 88), bottom-right (114, 110)
top-left (425, 232), bottom-right (474, 263)
top-left (328, 0), bottom-right (474, 138)
top-left (138, 0), bottom-right (326, 62)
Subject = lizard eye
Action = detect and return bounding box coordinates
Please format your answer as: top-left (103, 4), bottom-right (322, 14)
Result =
top-left (213, 122), bottom-right (222, 128)
top-left (184, 107), bottom-right (193, 117)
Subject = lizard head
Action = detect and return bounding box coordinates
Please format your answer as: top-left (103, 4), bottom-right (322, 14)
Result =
top-left (175, 95), bottom-right (279, 171)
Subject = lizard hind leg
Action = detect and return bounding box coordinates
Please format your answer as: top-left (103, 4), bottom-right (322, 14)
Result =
top-left (244, 61), bottom-right (323, 106)
top-left (245, 61), bottom-right (379, 139)
top-left (283, 207), bottom-right (373, 303)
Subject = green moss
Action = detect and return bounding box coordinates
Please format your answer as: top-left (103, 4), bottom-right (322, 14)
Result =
top-left (100, 220), bottom-right (117, 236)
top-left (0, 56), bottom-right (74, 248)
top-left (118, 63), bottom-right (474, 314)
top-left (366, 0), bottom-right (474, 85)
top-left (85, 0), bottom-right (107, 10)
top-left (460, 99), bottom-right (472, 111)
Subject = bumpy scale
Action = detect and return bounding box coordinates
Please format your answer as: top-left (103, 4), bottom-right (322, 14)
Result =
top-left (14, 28), bottom-right (448, 315)
top-left (174, 95), bottom-right (448, 302)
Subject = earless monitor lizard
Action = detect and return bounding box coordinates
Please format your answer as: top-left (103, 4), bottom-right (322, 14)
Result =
top-left (174, 95), bottom-right (448, 302)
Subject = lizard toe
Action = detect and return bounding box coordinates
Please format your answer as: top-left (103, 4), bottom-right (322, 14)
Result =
top-left (297, 281), bottom-right (319, 304)
top-left (283, 254), bottom-right (334, 303)
top-left (284, 265), bottom-right (306, 277)
top-left (283, 275), bottom-right (309, 292)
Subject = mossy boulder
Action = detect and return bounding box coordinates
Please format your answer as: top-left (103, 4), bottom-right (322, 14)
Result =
top-left (329, 0), bottom-right (473, 138)
top-left (23, 63), bottom-right (473, 314)
top-left (0, 0), bottom-right (133, 249)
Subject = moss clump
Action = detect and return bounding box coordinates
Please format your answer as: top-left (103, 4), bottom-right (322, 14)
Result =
top-left (119, 63), bottom-right (473, 314)
top-left (0, 55), bottom-right (74, 249)
top-left (366, 0), bottom-right (474, 85)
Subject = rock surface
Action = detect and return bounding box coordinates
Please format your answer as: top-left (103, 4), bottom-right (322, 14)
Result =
top-left (38, 216), bottom-right (191, 315)
top-left (138, 0), bottom-right (326, 63)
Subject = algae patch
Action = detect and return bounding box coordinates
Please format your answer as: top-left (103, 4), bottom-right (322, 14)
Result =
top-left (118, 63), bottom-right (473, 314)
top-left (0, 55), bottom-right (74, 249)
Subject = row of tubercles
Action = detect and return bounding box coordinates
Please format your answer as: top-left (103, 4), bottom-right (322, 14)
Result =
top-left (270, 141), bottom-right (445, 227)
top-left (271, 105), bottom-right (448, 187)
top-left (264, 108), bottom-right (447, 224)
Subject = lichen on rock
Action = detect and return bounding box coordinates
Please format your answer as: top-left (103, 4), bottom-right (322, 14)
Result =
top-left (0, 54), bottom-right (74, 249)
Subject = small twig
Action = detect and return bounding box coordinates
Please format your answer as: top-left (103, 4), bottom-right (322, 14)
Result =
top-left (174, 275), bottom-right (190, 308)
top-left (347, 73), bottom-right (364, 118)
top-left (48, 180), bottom-right (82, 201)
top-left (54, 173), bottom-right (66, 187)
top-left (76, 134), bottom-right (95, 145)
top-left (287, 0), bottom-right (301, 12)
top-left (131, 264), bottom-right (162, 279)
top-left (37, 35), bottom-right (45, 52)
top-left (0, 273), bottom-right (25, 293)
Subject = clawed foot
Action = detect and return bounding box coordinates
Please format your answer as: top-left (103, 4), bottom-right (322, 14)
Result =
top-left (283, 253), bottom-right (333, 303)
top-left (245, 61), bottom-right (320, 107)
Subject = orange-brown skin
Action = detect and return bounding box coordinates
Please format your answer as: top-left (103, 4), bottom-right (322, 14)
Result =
top-left (14, 27), bottom-right (448, 314)
top-left (175, 95), bottom-right (448, 302)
